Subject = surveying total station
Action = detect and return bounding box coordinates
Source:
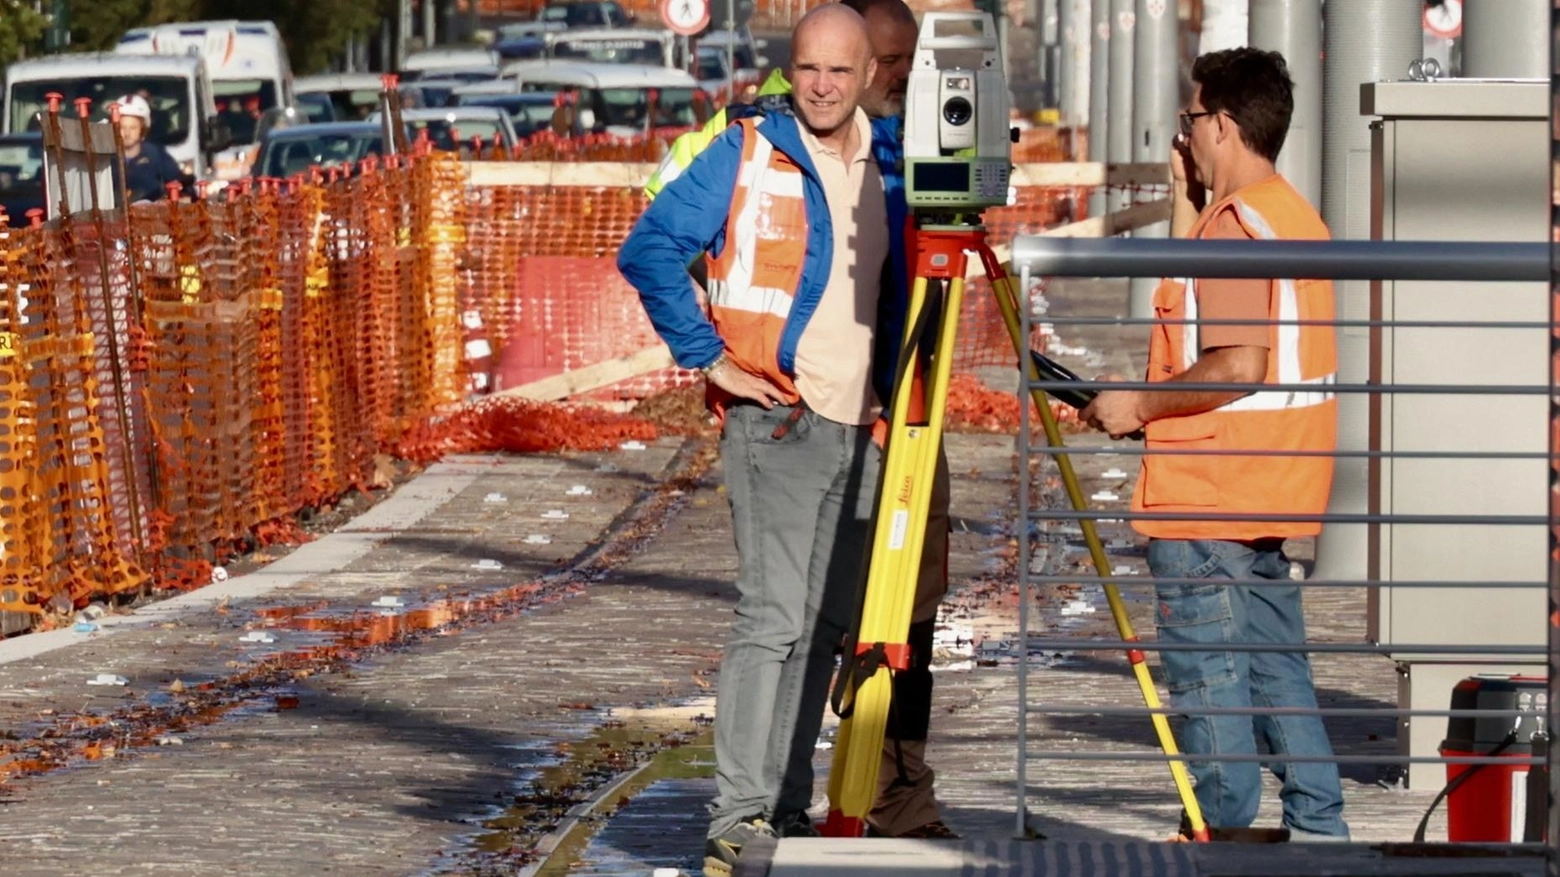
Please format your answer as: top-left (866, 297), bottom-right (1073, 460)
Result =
top-left (821, 11), bottom-right (1214, 842)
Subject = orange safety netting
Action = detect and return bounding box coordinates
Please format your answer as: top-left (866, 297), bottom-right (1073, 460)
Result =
top-left (2, 111), bottom-right (1083, 624)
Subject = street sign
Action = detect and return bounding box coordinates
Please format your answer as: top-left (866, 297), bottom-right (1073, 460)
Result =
top-left (661, 0), bottom-right (711, 37)
top-left (1423, 0), bottom-right (1462, 39)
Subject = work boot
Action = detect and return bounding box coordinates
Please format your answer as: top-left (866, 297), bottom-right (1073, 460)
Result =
top-left (704, 815), bottom-right (775, 877)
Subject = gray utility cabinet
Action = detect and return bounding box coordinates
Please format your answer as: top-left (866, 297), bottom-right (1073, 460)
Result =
top-left (1362, 79), bottom-right (1549, 790)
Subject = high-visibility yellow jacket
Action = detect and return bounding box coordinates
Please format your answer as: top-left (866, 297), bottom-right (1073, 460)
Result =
top-left (643, 69), bottom-right (792, 200)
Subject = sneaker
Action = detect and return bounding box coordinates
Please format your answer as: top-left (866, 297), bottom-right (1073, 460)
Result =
top-left (771, 811), bottom-right (821, 838)
top-left (704, 816), bottom-right (775, 877)
top-left (866, 819), bottom-right (960, 839)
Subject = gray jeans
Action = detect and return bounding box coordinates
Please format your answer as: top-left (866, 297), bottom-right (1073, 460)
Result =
top-left (709, 402), bottom-right (879, 838)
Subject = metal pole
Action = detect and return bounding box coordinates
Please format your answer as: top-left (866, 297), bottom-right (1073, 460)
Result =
top-left (381, 15), bottom-right (393, 73)
top-left (1127, 0), bottom-right (1176, 319)
top-left (1106, 0), bottom-right (1134, 213)
top-left (1040, 0), bottom-right (1060, 110)
top-left (1315, 0), bottom-right (1420, 587)
top-left (726, 0), bottom-right (737, 102)
top-left (1463, 0), bottom-right (1547, 79)
top-left (398, 0), bottom-right (413, 69)
top-left (1199, 0), bottom-right (1249, 53)
top-left (1059, 0), bottom-right (1086, 126)
top-left (1248, 0), bottom-right (1322, 206)
top-left (423, 0), bottom-right (437, 50)
top-left (1007, 237), bottom-right (1551, 281)
top-left (1087, 0), bottom-right (1110, 218)
top-left (1548, 0), bottom-right (1558, 850)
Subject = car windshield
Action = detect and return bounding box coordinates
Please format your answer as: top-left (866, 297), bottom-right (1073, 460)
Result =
top-left (214, 79), bottom-right (280, 144)
top-left (296, 92), bottom-right (334, 123)
top-left (695, 54), bottom-right (725, 80)
top-left (551, 38), bottom-right (663, 65)
top-left (0, 139), bottom-right (44, 192)
top-left (261, 130), bottom-right (383, 178)
top-left (599, 87), bottom-right (697, 129)
top-left (458, 96), bottom-right (556, 134)
top-left (542, 3), bottom-right (608, 26)
top-left (9, 76), bottom-right (193, 145)
top-left (408, 117), bottom-right (505, 149)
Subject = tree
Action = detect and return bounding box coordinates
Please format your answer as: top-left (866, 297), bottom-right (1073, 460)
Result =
top-left (201, 0), bottom-right (395, 73)
top-left (0, 0), bottom-right (48, 63)
top-left (67, 0), bottom-right (203, 51)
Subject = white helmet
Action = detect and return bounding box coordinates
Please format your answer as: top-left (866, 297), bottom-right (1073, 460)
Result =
top-left (114, 95), bottom-right (152, 122)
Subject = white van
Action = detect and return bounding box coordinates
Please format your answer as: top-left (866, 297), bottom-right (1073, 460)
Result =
top-left (117, 20), bottom-right (294, 148)
top-left (401, 47), bottom-right (502, 82)
top-left (545, 29), bottom-right (674, 68)
top-left (2, 52), bottom-right (223, 179)
top-left (501, 61), bottom-right (705, 138)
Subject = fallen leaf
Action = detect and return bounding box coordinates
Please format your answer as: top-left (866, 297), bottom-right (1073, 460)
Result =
top-left (169, 679), bottom-right (186, 694)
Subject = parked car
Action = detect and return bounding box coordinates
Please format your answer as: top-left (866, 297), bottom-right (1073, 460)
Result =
top-left (696, 29), bottom-right (765, 97)
top-left (367, 106), bottom-right (519, 153)
top-left (294, 72), bottom-right (387, 122)
top-left (401, 46), bottom-right (501, 82)
top-left (494, 34), bottom-right (548, 61)
top-left (295, 91), bottom-right (336, 123)
top-left (546, 28), bottom-right (673, 66)
top-left (537, 0), bottom-right (633, 29)
top-left (452, 91), bottom-right (560, 138)
top-left (250, 121), bottom-right (385, 179)
top-left (502, 60), bottom-right (705, 138)
top-left (0, 133), bottom-right (44, 220)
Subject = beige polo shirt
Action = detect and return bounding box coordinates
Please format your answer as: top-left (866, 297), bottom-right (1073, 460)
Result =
top-left (792, 107), bottom-right (889, 426)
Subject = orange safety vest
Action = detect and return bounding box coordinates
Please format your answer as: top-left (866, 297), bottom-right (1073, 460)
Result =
top-left (1130, 175), bottom-right (1338, 541)
top-left (703, 118), bottom-right (807, 415)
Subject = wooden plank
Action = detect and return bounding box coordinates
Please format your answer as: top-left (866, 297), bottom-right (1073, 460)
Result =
top-left (1037, 197), bottom-right (1172, 239)
top-left (1011, 162), bottom-right (1169, 188)
top-left (490, 344), bottom-right (676, 402)
top-left (974, 198), bottom-right (1173, 271)
top-left (465, 161), bottom-right (660, 188)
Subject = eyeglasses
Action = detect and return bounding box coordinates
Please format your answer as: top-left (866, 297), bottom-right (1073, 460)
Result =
top-left (1178, 110), bottom-right (1217, 137)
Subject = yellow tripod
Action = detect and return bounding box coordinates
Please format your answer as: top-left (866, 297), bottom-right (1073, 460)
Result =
top-left (821, 220), bottom-right (1212, 842)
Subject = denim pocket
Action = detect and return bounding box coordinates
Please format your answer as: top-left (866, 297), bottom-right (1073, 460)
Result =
top-left (1156, 582), bottom-right (1234, 629)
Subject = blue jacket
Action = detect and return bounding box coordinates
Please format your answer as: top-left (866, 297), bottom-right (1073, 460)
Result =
top-left (617, 108), bottom-right (910, 407)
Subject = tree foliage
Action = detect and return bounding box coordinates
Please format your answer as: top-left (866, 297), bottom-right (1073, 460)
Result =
top-left (0, 0), bottom-right (49, 64)
top-left (34, 0), bottom-right (397, 72)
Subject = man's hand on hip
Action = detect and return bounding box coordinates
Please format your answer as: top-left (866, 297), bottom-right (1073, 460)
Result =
top-left (708, 360), bottom-right (788, 408)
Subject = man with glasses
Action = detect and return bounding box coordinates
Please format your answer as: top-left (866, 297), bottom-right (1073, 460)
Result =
top-left (1080, 47), bottom-right (1348, 841)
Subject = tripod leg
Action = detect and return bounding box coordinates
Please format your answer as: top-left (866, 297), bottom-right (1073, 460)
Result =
top-left (825, 268), bottom-right (966, 835)
top-left (979, 247), bottom-right (1212, 842)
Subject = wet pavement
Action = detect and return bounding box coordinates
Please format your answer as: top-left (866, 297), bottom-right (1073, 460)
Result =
top-left (0, 278), bottom-right (1467, 876)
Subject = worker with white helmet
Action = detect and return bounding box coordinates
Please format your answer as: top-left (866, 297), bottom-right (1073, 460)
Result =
top-left (114, 94), bottom-right (191, 202)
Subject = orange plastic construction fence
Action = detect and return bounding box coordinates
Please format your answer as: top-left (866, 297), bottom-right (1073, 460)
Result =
top-left (0, 117), bottom-right (1083, 627)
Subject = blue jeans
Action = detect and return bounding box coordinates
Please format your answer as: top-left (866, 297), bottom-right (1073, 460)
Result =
top-left (1148, 538), bottom-right (1349, 839)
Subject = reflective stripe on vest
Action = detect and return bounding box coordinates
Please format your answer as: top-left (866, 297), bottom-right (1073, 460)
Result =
top-left (1177, 198), bottom-right (1337, 412)
top-left (706, 129), bottom-right (803, 321)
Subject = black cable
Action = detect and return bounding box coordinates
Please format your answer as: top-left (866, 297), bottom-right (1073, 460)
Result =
top-left (1412, 732), bottom-right (1516, 843)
